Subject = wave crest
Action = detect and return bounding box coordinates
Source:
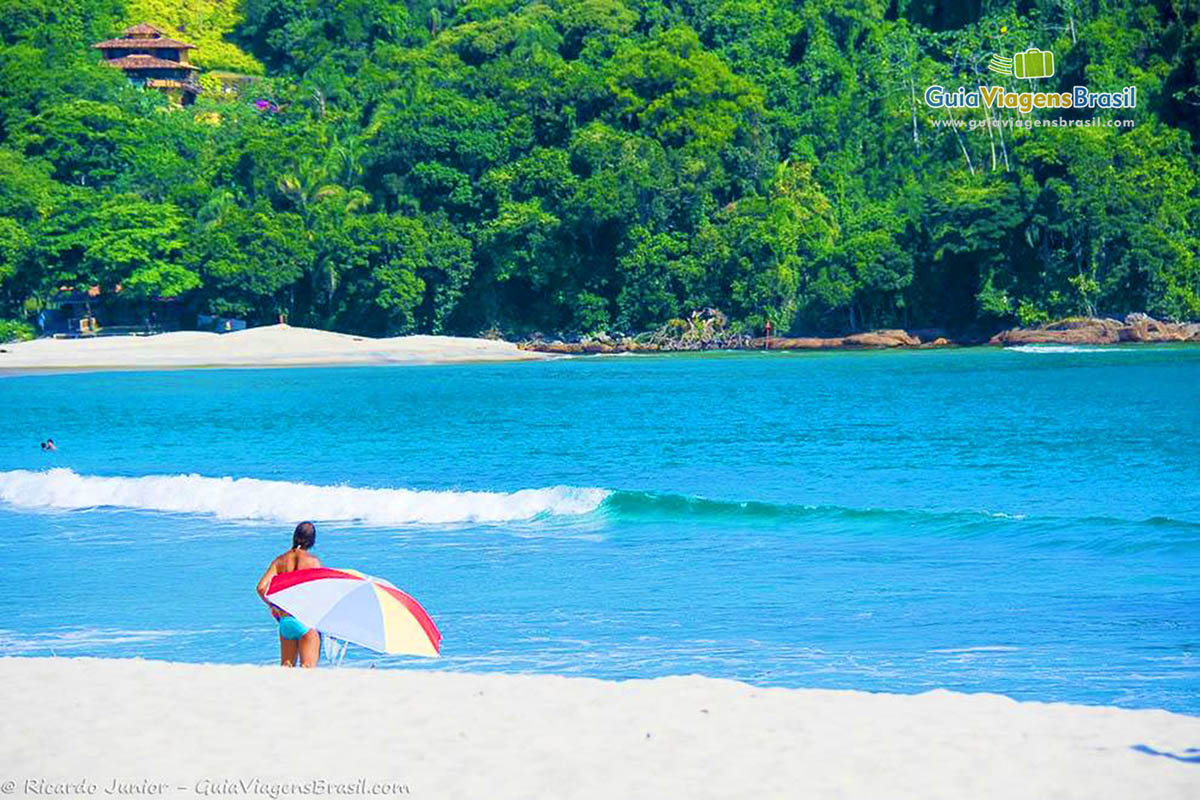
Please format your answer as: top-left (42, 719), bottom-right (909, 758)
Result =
top-left (2, 471), bottom-right (1195, 548)
top-left (0, 469), bottom-right (609, 525)
top-left (1006, 344), bottom-right (1115, 354)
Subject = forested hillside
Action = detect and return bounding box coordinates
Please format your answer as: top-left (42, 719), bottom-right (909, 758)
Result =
top-left (0, 0), bottom-right (1197, 340)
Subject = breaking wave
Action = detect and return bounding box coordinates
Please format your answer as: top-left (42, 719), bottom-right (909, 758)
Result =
top-left (0, 469), bottom-right (609, 525)
top-left (1, 470), bottom-right (1196, 551)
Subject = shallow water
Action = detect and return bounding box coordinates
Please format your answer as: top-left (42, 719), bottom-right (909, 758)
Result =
top-left (1, 346), bottom-right (1197, 712)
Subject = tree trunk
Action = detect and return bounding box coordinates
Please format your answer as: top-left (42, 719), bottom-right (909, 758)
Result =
top-left (952, 119), bottom-right (975, 175)
top-left (980, 95), bottom-right (998, 171)
top-left (908, 75), bottom-right (921, 153)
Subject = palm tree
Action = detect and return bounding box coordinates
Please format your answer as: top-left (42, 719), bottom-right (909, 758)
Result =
top-left (196, 189), bottom-right (239, 229)
top-left (276, 155), bottom-right (373, 319)
top-left (276, 160), bottom-right (346, 219)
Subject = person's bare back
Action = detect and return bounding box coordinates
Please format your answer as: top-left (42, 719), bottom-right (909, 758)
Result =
top-left (269, 547), bottom-right (322, 575)
top-left (256, 521), bottom-right (322, 667)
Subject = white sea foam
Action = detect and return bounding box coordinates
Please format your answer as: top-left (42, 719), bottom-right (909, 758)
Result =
top-left (1006, 345), bottom-right (1112, 354)
top-left (0, 627), bottom-right (191, 654)
top-left (0, 469), bottom-right (610, 525)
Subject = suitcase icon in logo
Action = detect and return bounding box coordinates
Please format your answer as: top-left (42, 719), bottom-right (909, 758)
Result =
top-left (1013, 48), bottom-right (1054, 79)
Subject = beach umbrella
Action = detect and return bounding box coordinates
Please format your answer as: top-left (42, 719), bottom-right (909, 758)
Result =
top-left (266, 567), bottom-right (441, 659)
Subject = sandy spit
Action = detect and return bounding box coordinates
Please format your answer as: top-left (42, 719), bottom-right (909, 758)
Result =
top-left (0, 325), bottom-right (549, 372)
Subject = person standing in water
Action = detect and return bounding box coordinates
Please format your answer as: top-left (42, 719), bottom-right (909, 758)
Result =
top-left (256, 521), bottom-right (322, 667)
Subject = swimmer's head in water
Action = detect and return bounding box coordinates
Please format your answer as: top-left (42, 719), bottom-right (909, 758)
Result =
top-left (292, 521), bottom-right (316, 550)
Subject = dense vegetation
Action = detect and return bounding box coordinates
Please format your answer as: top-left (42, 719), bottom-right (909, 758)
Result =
top-left (0, 0), bottom-right (1197, 340)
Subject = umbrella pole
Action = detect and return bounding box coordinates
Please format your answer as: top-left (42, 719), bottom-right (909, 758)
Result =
top-left (337, 640), bottom-right (348, 667)
top-left (321, 634), bottom-right (338, 666)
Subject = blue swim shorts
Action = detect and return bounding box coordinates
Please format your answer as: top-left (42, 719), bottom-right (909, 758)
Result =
top-left (278, 615), bottom-right (311, 640)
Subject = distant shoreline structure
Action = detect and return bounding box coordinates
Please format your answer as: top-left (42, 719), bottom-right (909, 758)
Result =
top-left (93, 23), bottom-right (200, 105)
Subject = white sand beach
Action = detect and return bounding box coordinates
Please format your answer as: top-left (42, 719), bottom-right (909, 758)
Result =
top-left (1, 658), bottom-right (1197, 799)
top-left (0, 325), bottom-right (547, 372)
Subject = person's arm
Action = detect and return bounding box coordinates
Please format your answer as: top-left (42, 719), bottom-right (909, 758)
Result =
top-left (256, 559), bottom-right (279, 602)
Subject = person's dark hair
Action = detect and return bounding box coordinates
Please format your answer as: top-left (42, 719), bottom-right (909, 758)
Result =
top-left (292, 521), bottom-right (316, 550)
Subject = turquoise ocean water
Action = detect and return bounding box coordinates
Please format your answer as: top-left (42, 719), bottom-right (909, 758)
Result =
top-left (0, 345), bottom-right (1197, 712)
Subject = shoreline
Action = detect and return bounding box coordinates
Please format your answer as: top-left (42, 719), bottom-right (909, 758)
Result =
top-left (1, 656), bottom-right (1197, 799)
top-left (2, 316), bottom-right (1197, 375)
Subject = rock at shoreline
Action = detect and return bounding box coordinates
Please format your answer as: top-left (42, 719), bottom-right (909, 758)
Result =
top-left (1121, 313), bottom-right (1200, 342)
top-left (990, 315), bottom-right (1200, 346)
top-left (843, 329), bottom-right (921, 348)
top-left (747, 336), bottom-right (841, 349)
top-left (747, 330), bottom-right (920, 349)
top-left (519, 341), bottom-right (618, 354)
